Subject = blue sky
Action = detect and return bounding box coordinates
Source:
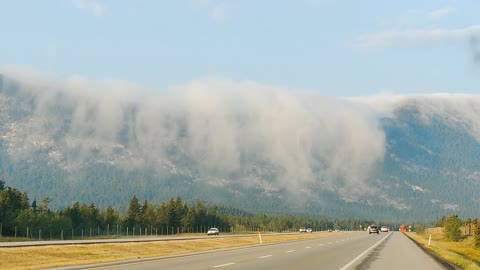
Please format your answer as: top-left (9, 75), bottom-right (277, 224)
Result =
top-left (1, 0), bottom-right (479, 96)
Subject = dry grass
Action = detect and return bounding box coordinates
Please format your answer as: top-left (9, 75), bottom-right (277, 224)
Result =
top-left (406, 232), bottom-right (480, 270)
top-left (0, 232), bottom-right (344, 269)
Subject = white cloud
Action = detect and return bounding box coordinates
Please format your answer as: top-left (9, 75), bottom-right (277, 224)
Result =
top-left (356, 25), bottom-right (480, 48)
top-left (427, 8), bottom-right (455, 19)
top-left (0, 67), bottom-right (386, 199)
top-left (3, 68), bottom-right (480, 204)
top-left (442, 203), bottom-right (459, 210)
top-left (356, 6), bottom-right (474, 49)
top-left (6, 66), bottom-right (480, 202)
top-left (405, 181), bottom-right (428, 193)
top-left (377, 7), bottom-right (455, 29)
top-left (73, 0), bottom-right (108, 17)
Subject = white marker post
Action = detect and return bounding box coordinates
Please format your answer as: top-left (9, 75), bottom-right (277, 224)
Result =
top-left (428, 234), bottom-right (432, 246)
top-left (258, 231), bottom-right (263, 244)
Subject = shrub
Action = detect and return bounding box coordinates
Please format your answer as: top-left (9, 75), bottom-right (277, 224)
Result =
top-left (415, 224), bottom-right (426, 234)
top-left (443, 214), bottom-right (461, 242)
top-left (474, 219), bottom-right (480, 248)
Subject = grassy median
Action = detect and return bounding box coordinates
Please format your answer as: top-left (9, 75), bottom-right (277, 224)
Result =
top-left (0, 232), bottom-right (344, 270)
top-left (406, 232), bottom-right (480, 270)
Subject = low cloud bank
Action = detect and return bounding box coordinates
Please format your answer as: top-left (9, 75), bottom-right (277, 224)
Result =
top-left (353, 93), bottom-right (480, 142)
top-left (3, 68), bottom-right (480, 201)
top-left (0, 67), bottom-right (388, 199)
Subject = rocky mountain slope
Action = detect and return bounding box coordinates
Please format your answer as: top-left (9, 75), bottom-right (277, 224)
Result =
top-left (1, 72), bottom-right (479, 222)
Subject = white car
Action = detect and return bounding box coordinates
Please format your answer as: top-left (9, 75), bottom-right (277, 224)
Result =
top-left (380, 226), bottom-right (389, 232)
top-left (207, 228), bottom-right (219, 236)
top-left (367, 225), bottom-right (379, 234)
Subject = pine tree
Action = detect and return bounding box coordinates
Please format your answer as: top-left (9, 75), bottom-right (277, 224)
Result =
top-left (125, 196), bottom-right (141, 228)
top-left (63, 202), bottom-right (82, 229)
top-left (142, 200), bottom-right (156, 228)
top-left (102, 206), bottom-right (120, 228)
top-left (0, 185), bottom-right (31, 235)
top-left (181, 205), bottom-right (197, 229)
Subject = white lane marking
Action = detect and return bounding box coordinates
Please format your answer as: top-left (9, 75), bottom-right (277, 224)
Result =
top-left (286, 250), bottom-right (296, 253)
top-left (318, 243), bottom-right (324, 246)
top-left (339, 233), bottom-right (392, 270)
top-left (328, 242), bottom-right (333, 244)
top-left (259, 255), bottom-right (272, 259)
top-left (305, 246), bottom-right (311, 249)
top-left (213, 263), bottom-right (235, 268)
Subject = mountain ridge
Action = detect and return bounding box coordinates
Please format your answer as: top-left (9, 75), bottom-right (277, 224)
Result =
top-left (1, 72), bottom-right (479, 222)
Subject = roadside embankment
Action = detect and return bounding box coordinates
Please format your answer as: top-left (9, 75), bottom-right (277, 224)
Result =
top-left (405, 232), bottom-right (480, 270)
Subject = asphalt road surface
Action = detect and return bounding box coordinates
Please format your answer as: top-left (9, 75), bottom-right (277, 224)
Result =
top-left (54, 231), bottom-right (448, 270)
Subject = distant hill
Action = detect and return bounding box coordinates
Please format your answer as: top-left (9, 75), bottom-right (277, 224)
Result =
top-left (1, 72), bottom-right (479, 222)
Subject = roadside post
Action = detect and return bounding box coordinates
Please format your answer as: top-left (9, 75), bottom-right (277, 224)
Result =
top-left (258, 231), bottom-right (263, 244)
top-left (428, 234), bottom-right (432, 246)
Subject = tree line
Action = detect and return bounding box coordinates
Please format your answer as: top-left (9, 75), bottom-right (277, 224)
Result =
top-left (0, 179), bottom-right (393, 240)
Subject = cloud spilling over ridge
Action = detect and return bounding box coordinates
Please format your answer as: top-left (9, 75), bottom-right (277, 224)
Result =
top-left (0, 67), bottom-right (387, 198)
top-left (351, 93), bottom-right (480, 141)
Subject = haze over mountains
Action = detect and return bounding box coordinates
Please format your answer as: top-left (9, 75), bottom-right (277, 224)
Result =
top-left (1, 68), bottom-right (479, 222)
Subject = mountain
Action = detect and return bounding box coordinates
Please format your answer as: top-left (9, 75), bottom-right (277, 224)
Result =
top-left (1, 72), bottom-right (479, 222)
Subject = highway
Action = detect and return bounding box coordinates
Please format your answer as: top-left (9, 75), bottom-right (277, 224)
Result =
top-left (53, 232), bottom-right (449, 270)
